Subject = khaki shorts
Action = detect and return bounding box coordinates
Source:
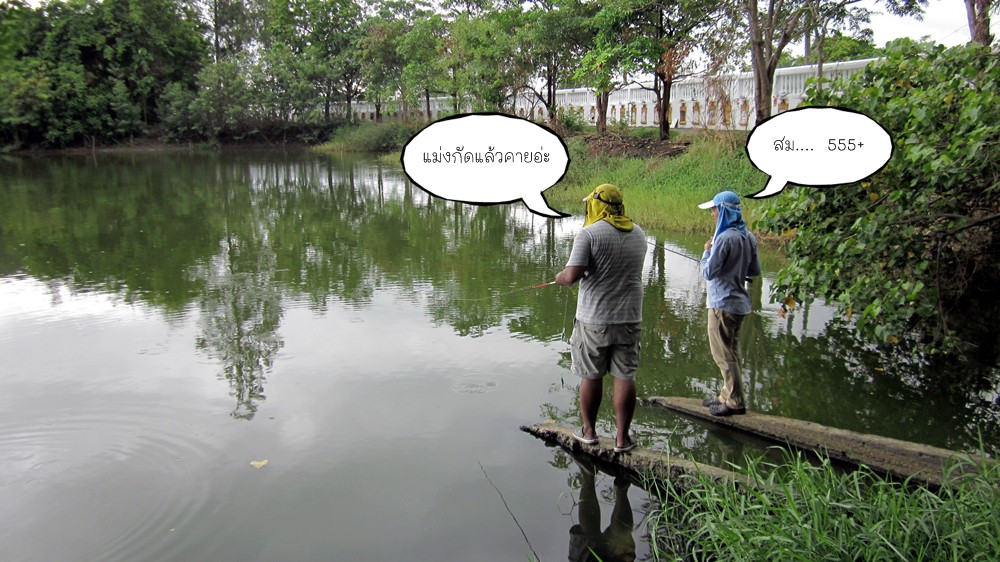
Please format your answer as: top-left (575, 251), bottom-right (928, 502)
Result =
top-left (570, 319), bottom-right (641, 380)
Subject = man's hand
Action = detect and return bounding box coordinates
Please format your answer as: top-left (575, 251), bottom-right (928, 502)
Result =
top-left (704, 239), bottom-right (713, 252)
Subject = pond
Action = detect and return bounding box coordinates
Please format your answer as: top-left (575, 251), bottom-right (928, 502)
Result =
top-left (1, 149), bottom-right (997, 561)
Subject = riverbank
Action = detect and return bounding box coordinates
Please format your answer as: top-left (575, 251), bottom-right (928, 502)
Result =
top-left (317, 121), bottom-right (778, 235)
top-left (547, 129), bottom-right (775, 234)
top-left (15, 122), bottom-right (776, 237)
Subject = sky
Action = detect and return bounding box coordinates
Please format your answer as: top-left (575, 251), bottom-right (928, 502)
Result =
top-left (855, 0), bottom-right (995, 47)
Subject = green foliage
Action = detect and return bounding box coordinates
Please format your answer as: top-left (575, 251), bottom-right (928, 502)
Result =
top-left (0, 0), bottom-right (208, 147)
top-left (555, 106), bottom-right (586, 132)
top-left (759, 40), bottom-right (1000, 358)
top-left (448, 8), bottom-right (530, 112)
top-left (317, 121), bottom-right (421, 153)
top-left (399, 12), bottom-right (449, 114)
top-left (779, 30), bottom-right (885, 67)
top-left (647, 448), bottom-right (1000, 561)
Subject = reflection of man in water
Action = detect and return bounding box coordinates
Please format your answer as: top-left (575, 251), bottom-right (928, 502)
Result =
top-left (568, 457), bottom-right (636, 562)
top-left (555, 184), bottom-right (646, 452)
top-left (698, 191), bottom-right (761, 416)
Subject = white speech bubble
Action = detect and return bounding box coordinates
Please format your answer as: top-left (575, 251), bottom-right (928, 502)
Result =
top-left (746, 107), bottom-right (893, 198)
top-left (400, 113), bottom-right (571, 217)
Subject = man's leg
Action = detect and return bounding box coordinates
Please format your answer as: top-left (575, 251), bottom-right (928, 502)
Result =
top-left (708, 309), bottom-right (746, 408)
top-left (612, 377), bottom-right (636, 448)
top-left (579, 377), bottom-right (603, 440)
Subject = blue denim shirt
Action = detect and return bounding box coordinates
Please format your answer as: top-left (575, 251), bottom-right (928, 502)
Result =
top-left (701, 228), bottom-right (761, 315)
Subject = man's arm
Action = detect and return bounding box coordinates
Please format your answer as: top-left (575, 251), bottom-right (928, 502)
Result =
top-left (701, 238), bottom-right (728, 281)
top-left (557, 230), bottom-right (590, 286)
top-left (555, 266), bottom-right (587, 286)
top-left (747, 236), bottom-right (762, 278)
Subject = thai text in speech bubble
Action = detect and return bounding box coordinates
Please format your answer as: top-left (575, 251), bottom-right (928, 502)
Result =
top-left (746, 106), bottom-right (893, 198)
top-left (400, 113), bottom-right (571, 217)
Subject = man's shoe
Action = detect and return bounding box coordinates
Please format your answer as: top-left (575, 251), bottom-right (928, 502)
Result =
top-left (709, 403), bottom-right (746, 416)
top-left (702, 397), bottom-right (721, 407)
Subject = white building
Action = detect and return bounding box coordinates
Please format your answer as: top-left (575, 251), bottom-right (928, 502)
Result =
top-left (344, 58), bottom-right (879, 130)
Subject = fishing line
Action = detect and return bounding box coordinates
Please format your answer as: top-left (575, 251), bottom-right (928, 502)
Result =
top-left (478, 461), bottom-right (540, 562)
top-left (560, 285), bottom-right (571, 343)
top-left (645, 239), bottom-right (701, 262)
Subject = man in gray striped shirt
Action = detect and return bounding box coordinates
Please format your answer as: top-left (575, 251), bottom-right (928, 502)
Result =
top-left (556, 184), bottom-right (647, 453)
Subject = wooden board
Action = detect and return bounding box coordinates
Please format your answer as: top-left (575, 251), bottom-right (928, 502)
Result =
top-left (519, 422), bottom-right (751, 489)
top-left (648, 396), bottom-right (982, 488)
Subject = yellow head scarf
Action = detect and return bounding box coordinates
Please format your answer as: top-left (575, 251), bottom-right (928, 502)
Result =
top-left (583, 183), bottom-right (634, 232)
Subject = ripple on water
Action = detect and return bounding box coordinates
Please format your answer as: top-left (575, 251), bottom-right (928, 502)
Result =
top-left (450, 372), bottom-right (513, 395)
top-left (0, 404), bottom-right (233, 562)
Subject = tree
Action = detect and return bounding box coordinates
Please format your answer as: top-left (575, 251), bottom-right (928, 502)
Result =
top-left (779, 29), bottom-right (883, 67)
top-left (399, 12), bottom-right (448, 122)
top-left (622, 0), bottom-right (720, 140)
top-left (357, 3), bottom-right (409, 122)
top-left (743, 0), bottom-right (882, 122)
top-left (0, 59), bottom-right (52, 147)
top-left (760, 40), bottom-right (1000, 362)
top-left (574, 3), bottom-right (630, 133)
top-left (197, 0), bottom-right (264, 63)
top-left (517, 0), bottom-right (597, 126)
top-left (447, 6), bottom-right (530, 112)
top-left (264, 0), bottom-right (363, 121)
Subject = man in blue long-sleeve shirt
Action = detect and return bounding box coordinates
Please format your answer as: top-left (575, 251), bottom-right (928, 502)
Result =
top-left (698, 191), bottom-right (761, 416)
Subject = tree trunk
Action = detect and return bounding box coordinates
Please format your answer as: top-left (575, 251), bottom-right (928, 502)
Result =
top-left (815, 25), bottom-right (827, 92)
top-left (747, 0), bottom-right (770, 123)
top-left (658, 75), bottom-right (673, 141)
top-left (596, 91), bottom-right (609, 133)
top-left (746, 0), bottom-right (805, 124)
top-left (965, 0), bottom-right (994, 46)
top-left (752, 60), bottom-right (774, 123)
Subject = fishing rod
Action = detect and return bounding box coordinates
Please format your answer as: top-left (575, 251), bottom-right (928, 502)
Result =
top-left (454, 279), bottom-right (558, 301)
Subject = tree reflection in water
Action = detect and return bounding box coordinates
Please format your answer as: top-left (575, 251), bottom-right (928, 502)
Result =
top-left (194, 232), bottom-right (283, 420)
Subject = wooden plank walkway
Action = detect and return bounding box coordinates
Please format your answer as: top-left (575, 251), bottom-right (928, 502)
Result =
top-left (649, 396), bottom-right (980, 488)
top-left (520, 423), bottom-right (753, 489)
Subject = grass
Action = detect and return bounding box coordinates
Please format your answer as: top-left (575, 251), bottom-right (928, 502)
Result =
top-left (544, 129), bottom-right (776, 234)
top-left (317, 122), bottom-right (780, 236)
top-left (314, 121), bottom-right (422, 154)
top-left (644, 448), bottom-right (1000, 561)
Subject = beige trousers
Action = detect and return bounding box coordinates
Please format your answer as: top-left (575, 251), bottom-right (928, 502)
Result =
top-left (707, 308), bottom-right (747, 409)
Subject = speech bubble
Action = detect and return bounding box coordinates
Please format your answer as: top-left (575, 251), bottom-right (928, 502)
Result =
top-left (746, 106), bottom-right (893, 198)
top-left (400, 113), bottom-right (570, 217)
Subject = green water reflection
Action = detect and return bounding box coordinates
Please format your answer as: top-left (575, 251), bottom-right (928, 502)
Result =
top-left (2, 150), bottom-right (997, 452)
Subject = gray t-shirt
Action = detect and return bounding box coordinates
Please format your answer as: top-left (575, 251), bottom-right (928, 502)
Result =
top-left (566, 220), bottom-right (647, 324)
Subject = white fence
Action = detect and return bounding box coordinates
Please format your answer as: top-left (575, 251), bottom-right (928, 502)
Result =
top-left (344, 58), bottom-right (878, 130)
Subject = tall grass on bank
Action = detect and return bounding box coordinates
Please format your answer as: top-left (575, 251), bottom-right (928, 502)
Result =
top-left (545, 131), bottom-right (772, 234)
top-left (315, 121), bottom-right (422, 154)
top-left (645, 448), bottom-right (999, 561)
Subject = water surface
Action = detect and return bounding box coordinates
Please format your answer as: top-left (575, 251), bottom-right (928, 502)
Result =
top-left (1, 149), bottom-right (996, 561)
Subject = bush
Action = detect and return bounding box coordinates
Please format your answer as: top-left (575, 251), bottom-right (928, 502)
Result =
top-left (318, 121), bottom-right (422, 153)
top-left (555, 106), bottom-right (586, 133)
top-left (759, 39), bottom-right (1000, 360)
